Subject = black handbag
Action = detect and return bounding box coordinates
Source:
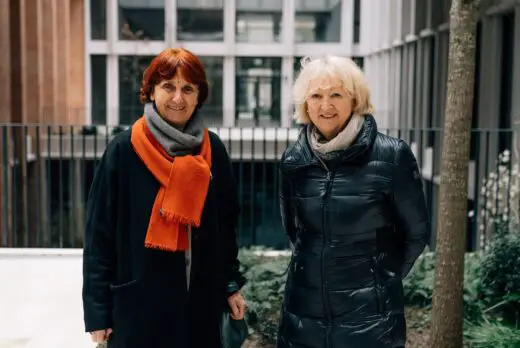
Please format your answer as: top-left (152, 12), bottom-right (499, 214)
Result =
top-left (219, 309), bottom-right (248, 348)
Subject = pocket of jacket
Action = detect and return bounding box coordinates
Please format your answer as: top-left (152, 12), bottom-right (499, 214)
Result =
top-left (109, 279), bottom-right (138, 292)
top-left (109, 279), bottom-right (140, 336)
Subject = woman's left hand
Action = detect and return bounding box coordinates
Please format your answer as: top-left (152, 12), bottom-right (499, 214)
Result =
top-left (227, 292), bottom-right (247, 320)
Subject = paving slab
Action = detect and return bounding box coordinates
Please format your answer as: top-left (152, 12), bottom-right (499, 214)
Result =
top-left (0, 249), bottom-right (93, 348)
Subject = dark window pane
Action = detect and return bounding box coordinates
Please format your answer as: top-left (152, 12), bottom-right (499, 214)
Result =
top-left (295, 0), bottom-right (341, 43)
top-left (293, 56), bottom-right (304, 81)
top-left (415, 0), bottom-right (427, 34)
top-left (118, 56), bottom-right (154, 125)
top-left (199, 57), bottom-right (224, 126)
top-left (236, 57), bottom-right (282, 127)
top-left (353, 0), bottom-right (360, 43)
top-left (177, 0), bottom-right (223, 41)
top-left (90, 0), bottom-right (106, 40)
top-left (236, 0), bottom-right (282, 43)
top-left (352, 56), bottom-right (364, 70)
top-left (91, 55), bottom-right (107, 125)
top-left (118, 0), bottom-right (165, 40)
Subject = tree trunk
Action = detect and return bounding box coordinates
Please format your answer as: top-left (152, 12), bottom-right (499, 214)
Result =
top-left (430, 0), bottom-right (479, 347)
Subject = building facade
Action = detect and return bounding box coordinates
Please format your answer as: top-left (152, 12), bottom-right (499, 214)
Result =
top-left (87, 0), bottom-right (361, 128)
top-left (3, 0), bottom-right (520, 250)
top-left (361, 0), bottom-right (520, 249)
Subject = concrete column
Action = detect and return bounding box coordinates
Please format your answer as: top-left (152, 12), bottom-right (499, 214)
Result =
top-left (389, 0), bottom-right (397, 44)
top-left (341, 0), bottom-right (354, 52)
top-left (223, 57), bottom-right (235, 127)
top-left (106, 55), bottom-right (119, 126)
top-left (383, 0), bottom-right (391, 47)
top-left (360, 0), bottom-right (375, 54)
top-left (282, 0), bottom-right (295, 51)
top-left (223, 0), bottom-right (236, 127)
top-left (281, 0), bottom-right (295, 127)
top-left (224, 0), bottom-right (236, 46)
top-left (165, 0), bottom-right (177, 46)
top-left (396, 0), bottom-right (404, 41)
top-left (281, 57), bottom-right (294, 128)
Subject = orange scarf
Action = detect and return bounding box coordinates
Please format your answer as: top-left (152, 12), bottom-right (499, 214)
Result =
top-left (130, 116), bottom-right (212, 252)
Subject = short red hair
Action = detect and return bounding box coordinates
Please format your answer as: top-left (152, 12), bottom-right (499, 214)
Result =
top-left (139, 48), bottom-right (208, 107)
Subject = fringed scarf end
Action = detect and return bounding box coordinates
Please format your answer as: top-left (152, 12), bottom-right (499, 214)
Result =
top-left (159, 209), bottom-right (201, 227)
top-left (145, 241), bottom-right (186, 252)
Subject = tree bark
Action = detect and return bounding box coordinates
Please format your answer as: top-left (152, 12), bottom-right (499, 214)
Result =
top-left (430, 0), bottom-right (479, 347)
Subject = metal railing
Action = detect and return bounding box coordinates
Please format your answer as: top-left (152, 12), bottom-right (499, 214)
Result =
top-left (1, 123), bottom-right (518, 250)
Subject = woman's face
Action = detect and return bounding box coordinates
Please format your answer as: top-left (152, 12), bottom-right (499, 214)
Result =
top-left (305, 76), bottom-right (354, 140)
top-left (151, 73), bottom-right (199, 129)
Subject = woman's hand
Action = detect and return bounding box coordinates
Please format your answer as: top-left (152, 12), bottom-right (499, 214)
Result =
top-left (227, 292), bottom-right (247, 320)
top-left (90, 328), bottom-right (112, 342)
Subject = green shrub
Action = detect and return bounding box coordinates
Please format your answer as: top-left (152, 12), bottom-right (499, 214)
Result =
top-left (403, 251), bottom-right (436, 307)
top-left (402, 251), bottom-right (483, 321)
top-left (477, 226), bottom-right (520, 325)
top-left (238, 248), bottom-right (290, 343)
top-left (465, 317), bottom-right (520, 348)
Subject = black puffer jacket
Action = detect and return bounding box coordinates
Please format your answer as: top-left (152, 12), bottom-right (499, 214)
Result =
top-left (276, 115), bottom-right (430, 348)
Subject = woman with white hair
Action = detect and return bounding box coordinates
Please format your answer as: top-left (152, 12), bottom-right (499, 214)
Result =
top-left (276, 56), bottom-right (430, 348)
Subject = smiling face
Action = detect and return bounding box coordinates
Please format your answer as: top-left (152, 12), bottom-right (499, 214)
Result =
top-left (150, 73), bottom-right (199, 129)
top-left (305, 76), bottom-right (354, 140)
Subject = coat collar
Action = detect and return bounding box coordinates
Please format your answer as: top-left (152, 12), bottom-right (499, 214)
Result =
top-left (282, 114), bottom-right (378, 171)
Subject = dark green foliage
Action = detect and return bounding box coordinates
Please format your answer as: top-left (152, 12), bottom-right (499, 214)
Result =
top-left (238, 247), bottom-right (290, 343)
top-left (477, 224), bottom-right (520, 326)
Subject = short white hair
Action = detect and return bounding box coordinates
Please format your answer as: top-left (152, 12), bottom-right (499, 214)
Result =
top-left (292, 55), bottom-right (375, 124)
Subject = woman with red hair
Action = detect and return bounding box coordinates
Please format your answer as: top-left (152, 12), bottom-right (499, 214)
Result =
top-left (82, 48), bottom-right (247, 348)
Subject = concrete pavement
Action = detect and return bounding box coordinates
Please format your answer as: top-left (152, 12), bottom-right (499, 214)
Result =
top-left (0, 249), bottom-right (94, 348)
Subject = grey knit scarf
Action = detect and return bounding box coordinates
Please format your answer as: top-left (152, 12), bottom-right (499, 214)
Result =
top-left (144, 102), bottom-right (205, 157)
top-left (307, 114), bottom-right (365, 161)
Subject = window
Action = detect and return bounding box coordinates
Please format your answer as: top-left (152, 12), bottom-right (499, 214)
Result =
top-left (353, 0), bottom-right (360, 43)
top-left (118, 56), bottom-right (154, 125)
top-left (118, 0), bottom-right (165, 40)
top-left (293, 56), bottom-right (304, 81)
top-left (90, 0), bottom-right (106, 40)
top-left (352, 56), bottom-right (364, 70)
top-left (91, 55), bottom-right (107, 125)
top-left (236, 0), bottom-right (283, 43)
top-left (295, 0), bottom-right (341, 43)
top-left (177, 0), bottom-right (224, 41)
top-left (236, 57), bottom-right (282, 127)
top-left (199, 57), bottom-right (224, 126)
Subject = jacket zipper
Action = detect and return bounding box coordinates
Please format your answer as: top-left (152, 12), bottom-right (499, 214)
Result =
top-left (318, 157), bottom-right (333, 348)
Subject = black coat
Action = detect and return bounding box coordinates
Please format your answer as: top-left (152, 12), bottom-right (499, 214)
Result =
top-left (82, 129), bottom-right (246, 348)
top-left (276, 116), bottom-right (430, 348)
